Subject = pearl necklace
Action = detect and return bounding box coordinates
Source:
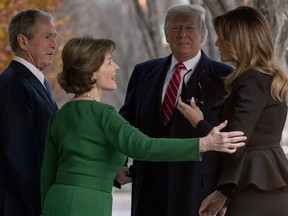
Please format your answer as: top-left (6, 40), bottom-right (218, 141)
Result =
top-left (79, 93), bottom-right (100, 101)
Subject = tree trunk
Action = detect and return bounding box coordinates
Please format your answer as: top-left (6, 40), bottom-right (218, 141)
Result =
top-left (253, 0), bottom-right (288, 69)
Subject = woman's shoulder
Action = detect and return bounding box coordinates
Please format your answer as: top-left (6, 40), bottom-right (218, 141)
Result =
top-left (88, 101), bottom-right (119, 118)
top-left (58, 100), bottom-right (116, 114)
top-left (240, 69), bottom-right (270, 79)
top-left (236, 69), bottom-right (272, 85)
top-left (91, 101), bottom-right (116, 111)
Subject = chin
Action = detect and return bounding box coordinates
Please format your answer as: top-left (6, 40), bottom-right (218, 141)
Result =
top-left (43, 62), bottom-right (53, 69)
top-left (108, 86), bottom-right (117, 91)
top-left (220, 56), bottom-right (227, 62)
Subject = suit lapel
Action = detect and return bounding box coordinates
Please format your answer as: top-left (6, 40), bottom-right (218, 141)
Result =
top-left (30, 77), bottom-right (58, 112)
top-left (184, 51), bottom-right (212, 103)
top-left (12, 61), bottom-right (58, 112)
top-left (141, 56), bottom-right (172, 124)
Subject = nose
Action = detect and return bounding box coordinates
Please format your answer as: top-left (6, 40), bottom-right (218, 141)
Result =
top-left (215, 38), bottom-right (219, 47)
top-left (178, 27), bottom-right (187, 38)
top-left (51, 38), bottom-right (57, 49)
top-left (115, 63), bottom-right (120, 71)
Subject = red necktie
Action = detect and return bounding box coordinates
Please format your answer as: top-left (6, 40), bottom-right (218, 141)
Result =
top-left (163, 62), bottom-right (185, 125)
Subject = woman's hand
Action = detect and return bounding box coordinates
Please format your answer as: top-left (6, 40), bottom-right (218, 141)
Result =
top-left (177, 97), bottom-right (203, 127)
top-left (199, 191), bottom-right (227, 216)
top-left (199, 120), bottom-right (246, 153)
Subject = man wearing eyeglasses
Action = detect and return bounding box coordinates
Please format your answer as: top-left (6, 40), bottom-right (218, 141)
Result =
top-left (119, 4), bottom-right (233, 216)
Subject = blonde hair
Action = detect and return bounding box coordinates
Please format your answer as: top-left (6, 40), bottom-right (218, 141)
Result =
top-left (214, 6), bottom-right (288, 102)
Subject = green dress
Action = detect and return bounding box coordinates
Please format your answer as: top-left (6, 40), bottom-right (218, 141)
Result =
top-left (41, 101), bottom-right (202, 216)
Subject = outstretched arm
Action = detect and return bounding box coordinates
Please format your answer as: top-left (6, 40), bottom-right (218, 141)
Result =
top-left (199, 120), bottom-right (246, 153)
top-left (177, 98), bottom-right (246, 153)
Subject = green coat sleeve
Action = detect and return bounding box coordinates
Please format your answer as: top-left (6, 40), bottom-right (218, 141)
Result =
top-left (98, 105), bottom-right (202, 162)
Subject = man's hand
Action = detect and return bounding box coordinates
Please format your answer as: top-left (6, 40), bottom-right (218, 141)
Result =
top-left (115, 166), bottom-right (132, 185)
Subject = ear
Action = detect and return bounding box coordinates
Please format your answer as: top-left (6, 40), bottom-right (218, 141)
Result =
top-left (91, 72), bottom-right (98, 82)
top-left (164, 31), bottom-right (169, 43)
top-left (200, 33), bottom-right (205, 44)
top-left (17, 34), bottom-right (29, 50)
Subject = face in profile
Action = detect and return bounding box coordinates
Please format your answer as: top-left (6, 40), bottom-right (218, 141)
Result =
top-left (92, 53), bottom-right (119, 93)
top-left (215, 38), bottom-right (232, 62)
top-left (25, 17), bottom-right (57, 70)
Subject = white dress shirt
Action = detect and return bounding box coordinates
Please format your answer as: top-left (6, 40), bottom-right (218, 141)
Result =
top-left (162, 51), bottom-right (201, 102)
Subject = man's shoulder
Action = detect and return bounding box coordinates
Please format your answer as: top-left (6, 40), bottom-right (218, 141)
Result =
top-left (211, 60), bottom-right (233, 75)
top-left (0, 62), bottom-right (15, 84)
top-left (1, 60), bottom-right (29, 77)
top-left (0, 62), bottom-right (28, 83)
top-left (135, 56), bottom-right (170, 68)
top-left (211, 59), bottom-right (233, 70)
top-left (201, 54), bottom-right (233, 77)
top-left (0, 61), bottom-right (36, 94)
top-left (201, 52), bottom-right (231, 68)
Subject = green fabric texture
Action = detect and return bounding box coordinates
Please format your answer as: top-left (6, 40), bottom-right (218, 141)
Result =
top-left (41, 101), bottom-right (202, 216)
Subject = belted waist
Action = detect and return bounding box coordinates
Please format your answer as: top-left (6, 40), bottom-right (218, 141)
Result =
top-left (55, 172), bottom-right (112, 193)
top-left (246, 142), bottom-right (280, 151)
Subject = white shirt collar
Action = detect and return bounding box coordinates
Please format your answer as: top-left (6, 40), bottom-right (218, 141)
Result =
top-left (162, 50), bottom-right (202, 102)
top-left (13, 56), bottom-right (45, 85)
top-left (170, 50), bottom-right (201, 73)
top-left (183, 50), bottom-right (201, 72)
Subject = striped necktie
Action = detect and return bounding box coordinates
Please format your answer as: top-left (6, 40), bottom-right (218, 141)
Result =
top-left (163, 62), bottom-right (185, 125)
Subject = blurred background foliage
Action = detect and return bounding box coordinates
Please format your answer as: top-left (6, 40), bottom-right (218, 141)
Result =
top-left (0, 0), bottom-right (287, 109)
top-left (0, 0), bottom-right (62, 69)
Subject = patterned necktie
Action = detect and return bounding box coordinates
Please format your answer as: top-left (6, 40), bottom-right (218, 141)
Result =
top-left (44, 79), bottom-right (54, 102)
top-left (163, 61), bottom-right (185, 125)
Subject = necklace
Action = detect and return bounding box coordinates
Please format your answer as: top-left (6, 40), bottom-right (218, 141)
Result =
top-left (78, 93), bottom-right (100, 101)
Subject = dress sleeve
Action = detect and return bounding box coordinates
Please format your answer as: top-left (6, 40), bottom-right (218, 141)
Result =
top-left (216, 71), bottom-right (288, 194)
top-left (195, 120), bottom-right (214, 137)
top-left (224, 71), bottom-right (268, 158)
top-left (99, 105), bottom-right (202, 162)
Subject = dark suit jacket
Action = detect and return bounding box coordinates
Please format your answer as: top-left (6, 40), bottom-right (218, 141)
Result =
top-left (196, 69), bottom-right (288, 216)
top-left (0, 61), bottom-right (58, 216)
top-left (204, 69), bottom-right (288, 195)
top-left (119, 51), bottom-right (233, 216)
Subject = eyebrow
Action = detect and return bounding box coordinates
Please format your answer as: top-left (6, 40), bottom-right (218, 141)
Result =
top-left (39, 32), bottom-right (57, 37)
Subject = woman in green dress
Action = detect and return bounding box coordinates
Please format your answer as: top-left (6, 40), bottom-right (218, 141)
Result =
top-left (40, 36), bottom-right (246, 216)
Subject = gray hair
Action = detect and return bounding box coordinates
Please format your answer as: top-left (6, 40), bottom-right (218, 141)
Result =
top-left (8, 9), bottom-right (54, 52)
top-left (164, 4), bottom-right (208, 41)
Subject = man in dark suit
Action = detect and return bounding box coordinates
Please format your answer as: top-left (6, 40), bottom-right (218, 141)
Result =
top-left (119, 4), bottom-right (233, 216)
top-left (0, 9), bottom-right (58, 216)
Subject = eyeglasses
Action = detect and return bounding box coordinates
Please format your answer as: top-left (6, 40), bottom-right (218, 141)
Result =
top-left (181, 69), bottom-right (205, 106)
